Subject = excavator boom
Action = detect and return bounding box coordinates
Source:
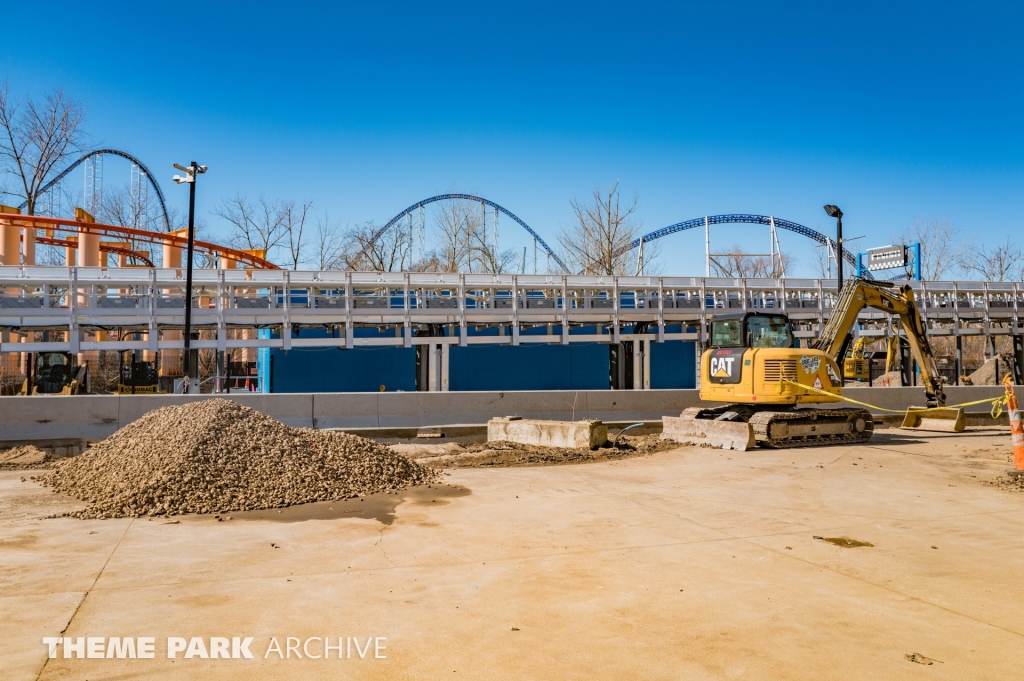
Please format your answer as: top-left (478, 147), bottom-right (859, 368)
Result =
top-left (811, 279), bottom-right (964, 431)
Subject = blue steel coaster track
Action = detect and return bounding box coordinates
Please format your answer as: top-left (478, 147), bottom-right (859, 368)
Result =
top-left (374, 193), bottom-right (568, 272)
top-left (19, 148), bottom-right (171, 231)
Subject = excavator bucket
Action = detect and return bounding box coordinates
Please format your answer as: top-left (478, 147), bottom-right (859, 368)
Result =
top-left (900, 406), bottom-right (967, 433)
top-left (661, 413), bottom-right (756, 451)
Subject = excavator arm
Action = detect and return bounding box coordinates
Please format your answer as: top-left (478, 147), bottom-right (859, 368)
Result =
top-left (811, 279), bottom-right (947, 407)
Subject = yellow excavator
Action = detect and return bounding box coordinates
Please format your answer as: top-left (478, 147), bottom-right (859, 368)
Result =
top-left (662, 279), bottom-right (965, 450)
top-left (844, 334), bottom-right (900, 382)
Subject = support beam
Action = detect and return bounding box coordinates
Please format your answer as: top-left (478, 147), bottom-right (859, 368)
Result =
top-left (632, 340), bottom-right (642, 390)
top-left (0, 206), bottom-right (20, 266)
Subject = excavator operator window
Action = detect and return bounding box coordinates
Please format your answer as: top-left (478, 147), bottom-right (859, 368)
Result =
top-left (747, 315), bottom-right (794, 348)
top-left (711, 319), bottom-right (743, 347)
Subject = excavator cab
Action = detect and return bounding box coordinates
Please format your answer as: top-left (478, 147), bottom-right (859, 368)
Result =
top-left (710, 312), bottom-right (795, 350)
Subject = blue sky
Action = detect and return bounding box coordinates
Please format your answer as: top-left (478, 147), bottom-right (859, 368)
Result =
top-left (1, 1), bottom-right (1021, 276)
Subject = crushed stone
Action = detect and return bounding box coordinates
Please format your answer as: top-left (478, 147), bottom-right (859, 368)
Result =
top-left (39, 399), bottom-right (437, 519)
top-left (986, 473), bottom-right (1024, 493)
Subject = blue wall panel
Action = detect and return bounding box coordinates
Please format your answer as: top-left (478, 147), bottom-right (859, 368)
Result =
top-left (270, 346), bottom-right (416, 393)
top-left (650, 341), bottom-right (697, 389)
top-left (449, 343), bottom-right (609, 391)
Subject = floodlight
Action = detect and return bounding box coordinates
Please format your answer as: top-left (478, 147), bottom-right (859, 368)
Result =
top-left (824, 204), bottom-right (843, 219)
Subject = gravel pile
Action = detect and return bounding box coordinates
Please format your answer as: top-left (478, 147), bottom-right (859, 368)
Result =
top-left (968, 353), bottom-right (1016, 386)
top-left (42, 399), bottom-right (437, 519)
top-left (1, 445), bottom-right (53, 469)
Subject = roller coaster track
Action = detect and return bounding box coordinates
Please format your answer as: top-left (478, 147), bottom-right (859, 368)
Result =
top-left (375, 194), bottom-right (569, 272)
top-left (35, 236), bottom-right (155, 267)
top-left (615, 214), bottom-right (859, 267)
top-left (1, 213), bottom-right (278, 269)
top-left (18, 149), bottom-right (171, 231)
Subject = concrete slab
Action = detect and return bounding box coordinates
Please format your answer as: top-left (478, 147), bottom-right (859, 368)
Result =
top-left (487, 417), bottom-right (608, 449)
top-left (2, 427), bottom-right (1024, 679)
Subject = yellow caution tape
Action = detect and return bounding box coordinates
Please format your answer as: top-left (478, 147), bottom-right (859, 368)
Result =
top-left (776, 379), bottom-right (1011, 418)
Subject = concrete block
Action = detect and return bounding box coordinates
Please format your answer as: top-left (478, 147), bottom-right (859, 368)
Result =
top-left (488, 416), bottom-right (608, 449)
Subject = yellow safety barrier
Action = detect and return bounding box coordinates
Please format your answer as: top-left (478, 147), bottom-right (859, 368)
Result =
top-left (776, 379), bottom-right (1011, 419)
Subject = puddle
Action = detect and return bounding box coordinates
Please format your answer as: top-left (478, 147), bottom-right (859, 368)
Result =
top-left (818, 536), bottom-right (874, 548)
top-left (216, 484), bottom-right (471, 526)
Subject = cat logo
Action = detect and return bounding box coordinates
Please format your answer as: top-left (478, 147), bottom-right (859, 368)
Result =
top-left (708, 348), bottom-right (745, 384)
top-left (710, 357), bottom-right (735, 378)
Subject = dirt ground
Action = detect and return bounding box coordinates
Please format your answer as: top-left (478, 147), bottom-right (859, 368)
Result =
top-left (2, 426), bottom-right (1024, 680)
top-left (391, 433), bottom-right (675, 468)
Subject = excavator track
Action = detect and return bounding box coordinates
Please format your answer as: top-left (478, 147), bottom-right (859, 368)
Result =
top-left (749, 408), bottom-right (874, 448)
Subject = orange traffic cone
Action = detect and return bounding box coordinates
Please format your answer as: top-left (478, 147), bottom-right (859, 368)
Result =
top-left (1005, 377), bottom-right (1024, 477)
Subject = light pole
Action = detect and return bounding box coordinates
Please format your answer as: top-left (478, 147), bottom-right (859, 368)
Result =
top-left (172, 161), bottom-right (207, 392)
top-left (823, 204), bottom-right (843, 291)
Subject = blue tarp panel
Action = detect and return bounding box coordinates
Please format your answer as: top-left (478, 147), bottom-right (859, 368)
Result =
top-left (260, 326), bottom-right (696, 392)
top-left (269, 345), bottom-right (416, 393)
top-left (449, 343), bottom-right (609, 391)
top-left (650, 341), bottom-right (697, 389)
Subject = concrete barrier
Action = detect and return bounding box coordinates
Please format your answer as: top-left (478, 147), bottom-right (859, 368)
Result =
top-left (0, 386), bottom-right (1017, 446)
top-left (117, 393), bottom-right (315, 430)
top-left (585, 389), bottom-right (702, 422)
top-left (0, 395), bottom-right (120, 445)
top-left (312, 393), bottom-right (379, 429)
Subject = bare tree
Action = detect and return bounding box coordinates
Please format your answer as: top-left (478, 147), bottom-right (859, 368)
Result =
top-left (892, 218), bottom-right (972, 281)
top-left (471, 227), bottom-right (519, 273)
top-left (959, 237), bottom-right (1024, 282)
top-left (94, 185), bottom-right (155, 265)
top-left (282, 200), bottom-right (313, 270)
top-left (711, 245), bottom-right (793, 278)
top-left (0, 83), bottom-right (87, 215)
top-left (431, 198), bottom-right (479, 272)
top-left (425, 197), bottom-right (518, 273)
top-left (557, 182), bottom-right (642, 275)
top-left (308, 213), bottom-right (347, 270)
top-left (214, 194), bottom-right (292, 259)
top-left (338, 221), bottom-right (413, 272)
top-left (811, 244), bottom-right (832, 278)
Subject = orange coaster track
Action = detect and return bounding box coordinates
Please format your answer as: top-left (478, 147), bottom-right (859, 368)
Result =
top-left (35, 236), bottom-right (155, 267)
top-left (1, 213), bottom-right (279, 270)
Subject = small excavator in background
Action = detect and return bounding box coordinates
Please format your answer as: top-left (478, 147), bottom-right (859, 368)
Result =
top-left (662, 278), bottom-right (965, 450)
top-left (20, 352), bottom-right (89, 395)
top-left (844, 336), bottom-right (873, 382)
top-left (844, 333), bottom-right (899, 382)
top-left (114, 349), bottom-right (163, 394)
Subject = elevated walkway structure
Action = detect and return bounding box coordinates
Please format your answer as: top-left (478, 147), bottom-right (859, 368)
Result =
top-left (1, 267), bottom-right (1021, 353)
